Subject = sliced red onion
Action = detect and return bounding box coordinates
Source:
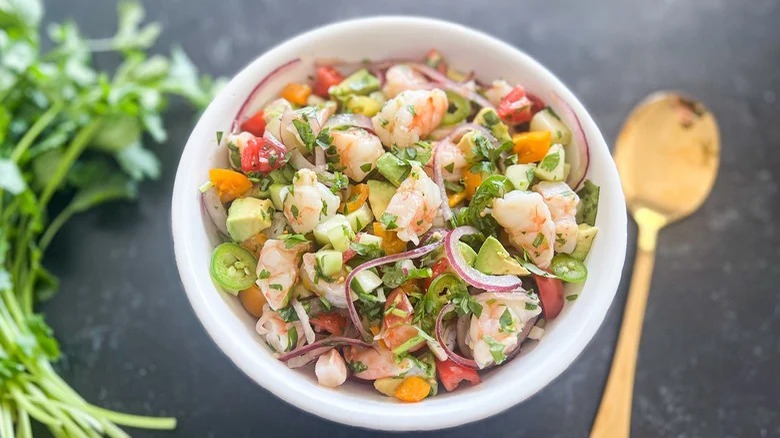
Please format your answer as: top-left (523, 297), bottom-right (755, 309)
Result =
top-left (444, 123), bottom-right (499, 148)
top-left (322, 113), bottom-right (375, 134)
top-left (235, 58), bottom-right (301, 125)
top-left (435, 304), bottom-right (479, 369)
top-left (432, 140), bottom-right (454, 223)
top-left (314, 147), bottom-right (326, 170)
top-left (279, 108), bottom-right (299, 150)
top-left (292, 299), bottom-right (315, 345)
top-left (261, 130), bottom-right (291, 167)
top-left (456, 314), bottom-right (472, 359)
top-left (445, 226), bottom-right (523, 292)
top-left (345, 237), bottom-right (447, 341)
top-left (550, 92), bottom-right (590, 190)
top-left (408, 63), bottom-right (494, 109)
top-left (277, 337), bottom-right (371, 368)
top-left (201, 187), bottom-right (228, 235)
top-left (503, 316), bottom-right (539, 364)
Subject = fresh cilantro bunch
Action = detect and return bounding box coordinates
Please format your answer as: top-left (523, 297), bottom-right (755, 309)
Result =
top-left (0, 1), bottom-right (219, 436)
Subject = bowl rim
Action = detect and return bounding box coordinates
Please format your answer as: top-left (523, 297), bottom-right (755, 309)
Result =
top-left (172, 15), bottom-right (626, 431)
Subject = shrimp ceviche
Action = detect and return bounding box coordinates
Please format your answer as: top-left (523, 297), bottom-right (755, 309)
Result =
top-left (200, 50), bottom-right (601, 401)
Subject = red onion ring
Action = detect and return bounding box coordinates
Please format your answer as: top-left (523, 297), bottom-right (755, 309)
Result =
top-left (435, 304), bottom-right (479, 369)
top-left (432, 140), bottom-right (454, 223)
top-left (445, 226), bottom-right (523, 292)
top-left (345, 236), bottom-right (447, 341)
top-left (322, 113), bottom-right (376, 134)
top-left (408, 63), bottom-right (494, 109)
top-left (235, 58), bottom-right (301, 125)
top-left (201, 187), bottom-right (228, 235)
top-left (261, 130), bottom-right (290, 167)
top-left (277, 337), bottom-right (371, 368)
top-left (550, 92), bottom-right (590, 190)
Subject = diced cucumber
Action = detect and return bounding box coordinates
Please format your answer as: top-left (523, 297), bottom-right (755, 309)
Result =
top-left (534, 144), bottom-right (565, 182)
top-left (315, 250), bottom-right (343, 277)
top-left (505, 164), bottom-right (536, 191)
top-left (346, 203), bottom-right (374, 232)
top-left (313, 214), bottom-right (353, 245)
top-left (327, 224), bottom-right (352, 252)
top-left (357, 233), bottom-right (383, 248)
top-left (269, 183), bottom-right (289, 210)
top-left (530, 108), bottom-right (572, 146)
top-left (351, 269), bottom-right (383, 295)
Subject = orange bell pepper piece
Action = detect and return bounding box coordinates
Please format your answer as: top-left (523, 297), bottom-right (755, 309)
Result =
top-left (512, 131), bottom-right (551, 164)
top-left (280, 83), bottom-right (312, 106)
top-left (372, 222), bottom-right (407, 255)
top-left (238, 284), bottom-right (266, 318)
top-left (448, 190), bottom-right (467, 207)
top-left (394, 376), bottom-right (431, 402)
top-left (463, 168), bottom-right (483, 199)
top-left (208, 168), bottom-right (252, 203)
top-left (342, 184), bottom-right (369, 214)
top-left (240, 233), bottom-right (268, 259)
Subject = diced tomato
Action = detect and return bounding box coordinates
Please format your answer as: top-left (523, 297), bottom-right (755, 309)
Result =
top-left (309, 312), bottom-right (347, 336)
top-left (425, 49), bottom-right (448, 74)
top-left (239, 109), bottom-right (266, 136)
top-left (312, 66), bottom-right (345, 98)
top-left (381, 289), bottom-right (422, 352)
top-left (535, 275), bottom-right (565, 320)
top-left (497, 85), bottom-right (534, 125)
top-left (423, 258), bottom-right (449, 291)
top-left (342, 247), bottom-right (357, 264)
top-left (240, 134), bottom-right (287, 173)
top-left (436, 358), bottom-right (481, 392)
top-left (526, 92), bottom-right (546, 115)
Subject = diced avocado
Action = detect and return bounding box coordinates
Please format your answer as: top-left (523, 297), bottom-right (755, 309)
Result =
top-left (534, 144), bottom-right (565, 182)
top-left (315, 250), bottom-right (343, 277)
top-left (376, 153), bottom-right (410, 187)
top-left (313, 214), bottom-right (354, 246)
top-left (457, 241), bottom-right (477, 266)
top-left (269, 183), bottom-right (289, 210)
top-left (570, 224), bottom-right (599, 261)
top-left (329, 69), bottom-right (380, 98)
top-left (474, 236), bottom-right (530, 276)
top-left (226, 198), bottom-right (274, 242)
top-left (373, 377), bottom-right (403, 397)
top-left (456, 131), bottom-right (480, 162)
top-left (346, 203), bottom-right (374, 232)
top-left (367, 179), bottom-right (397, 217)
top-left (346, 95), bottom-right (382, 117)
top-left (505, 164), bottom-right (536, 191)
top-left (351, 270), bottom-right (383, 295)
top-left (474, 107), bottom-right (511, 144)
top-left (357, 232), bottom-right (383, 248)
top-left (530, 108), bottom-right (572, 146)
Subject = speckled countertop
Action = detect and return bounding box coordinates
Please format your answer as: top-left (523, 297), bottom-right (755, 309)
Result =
top-left (41, 0), bottom-right (780, 436)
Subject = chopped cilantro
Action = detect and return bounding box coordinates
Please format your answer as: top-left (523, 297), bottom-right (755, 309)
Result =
top-left (269, 283), bottom-right (283, 291)
top-left (379, 212), bottom-right (398, 230)
top-left (258, 269), bottom-right (270, 280)
top-left (281, 234), bottom-right (309, 249)
top-left (290, 204), bottom-right (299, 218)
top-left (348, 360), bottom-right (368, 373)
top-left (539, 150), bottom-right (560, 172)
top-left (216, 130), bottom-right (224, 144)
top-left (499, 308), bottom-right (514, 332)
top-left (360, 162), bottom-right (373, 172)
top-left (484, 336), bottom-right (507, 364)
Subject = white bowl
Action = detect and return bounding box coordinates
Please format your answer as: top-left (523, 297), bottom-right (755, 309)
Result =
top-left (172, 16), bottom-right (626, 431)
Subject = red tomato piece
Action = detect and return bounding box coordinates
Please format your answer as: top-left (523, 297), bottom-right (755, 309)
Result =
top-left (497, 85), bottom-right (534, 125)
top-left (423, 258), bottom-right (449, 291)
top-left (526, 92), bottom-right (546, 116)
top-left (240, 134), bottom-right (287, 173)
top-left (239, 109), bottom-right (266, 136)
top-left (535, 275), bottom-right (565, 320)
top-left (309, 312), bottom-right (347, 336)
top-left (436, 358), bottom-right (481, 392)
top-left (312, 66), bottom-right (345, 98)
top-left (381, 289), bottom-right (422, 352)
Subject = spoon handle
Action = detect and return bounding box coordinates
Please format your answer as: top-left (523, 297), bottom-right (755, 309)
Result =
top-left (591, 215), bottom-right (662, 438)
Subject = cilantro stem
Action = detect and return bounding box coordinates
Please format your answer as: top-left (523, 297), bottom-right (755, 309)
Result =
top-left (38, 203), bottom-right (76, 252)
top-left (80, 405), bottom-right (177, 430)
top-left (16, 402), bottom-right (32, 438)
top-left (10, 100), bottom-right (65, 163)
top-left (7, 384), bottom-right (62, 427)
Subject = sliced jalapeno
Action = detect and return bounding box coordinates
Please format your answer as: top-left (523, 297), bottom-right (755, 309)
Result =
top-left (549, 254), bottom-right (588, 283)
top-left (442, 91), bottom-right (472, 126)
top-left (210, 243), bottom-right (258, 293)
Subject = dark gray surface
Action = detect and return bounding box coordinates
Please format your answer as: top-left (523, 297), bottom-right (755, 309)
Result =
top-left (40, 0), bottom-right (779, 437)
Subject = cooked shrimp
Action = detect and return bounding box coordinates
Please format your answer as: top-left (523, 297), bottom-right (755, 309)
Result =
top-left (533, 182), bottom-right (580, 254)
top-left (255, 239), bottom-right (310, 310)
top-left (380, 288), bottom-right (424, 352)
top-left (483, 79), bottom-right (513, 106)
top-left (381, 165), bottom-right (442, 244)
top-left (491, 190), bottom-right (556, 268)
top-left (343, 343), bottom-right (416, 380)
top-left (371, 89), bottom-right (448, 148)
top-left (467, 292), bottom-right (541, 369)
top-left (256, 304), bottom-right (305, 352)
top-left (329, 127), bottom-right (384, 182)
top-left (382, 64), bottom-right (428, 98)
top-left (283, 168), bottom-right (341, 234)
top-left (299, 252), bottom-right (348, 308)
top-left (315, 349), bottom-right (348, 388)
top-left (435, 139), bottom-right (467, 182)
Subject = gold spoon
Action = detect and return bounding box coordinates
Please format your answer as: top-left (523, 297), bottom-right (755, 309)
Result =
top-left (590, 92), bottom-right (719, 437)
